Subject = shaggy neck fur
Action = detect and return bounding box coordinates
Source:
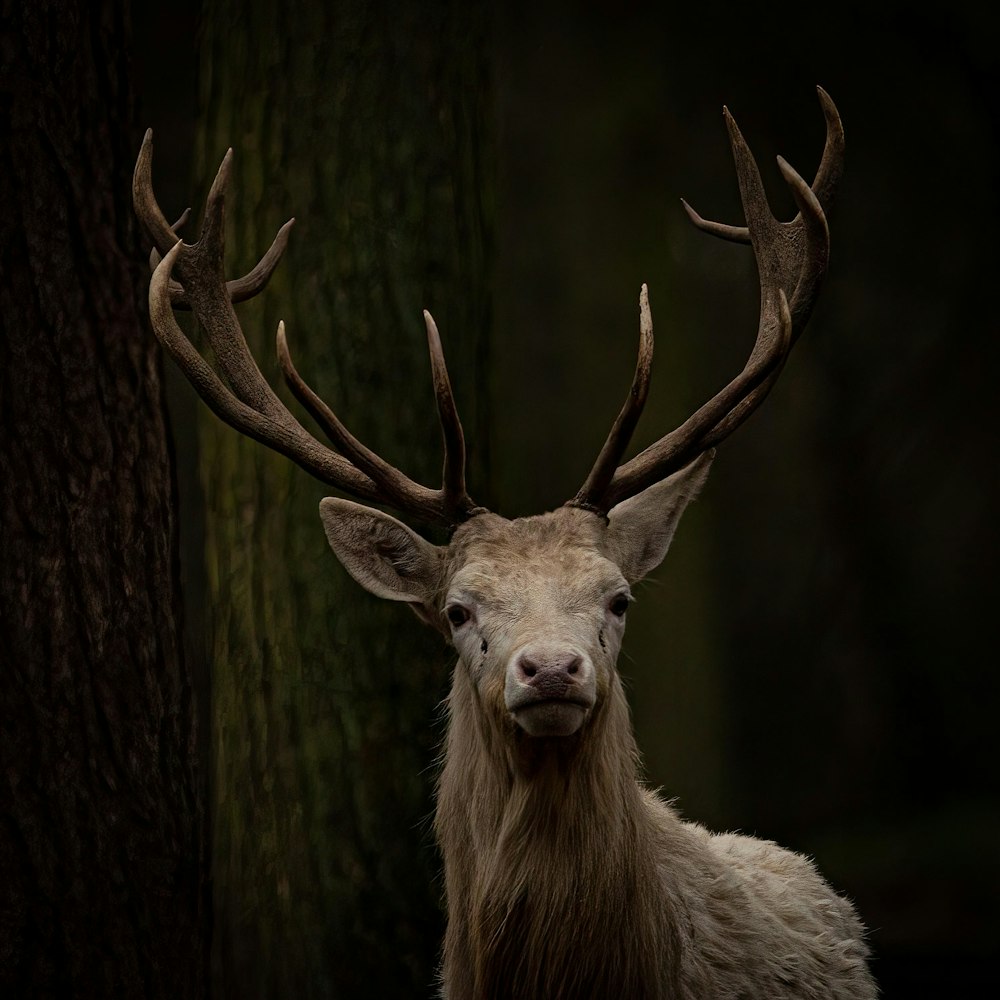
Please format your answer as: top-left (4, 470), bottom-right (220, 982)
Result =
top-left (436, 662), bottom-right (680, 1000)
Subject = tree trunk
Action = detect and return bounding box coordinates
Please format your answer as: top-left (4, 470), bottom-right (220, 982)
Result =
top-left (0, 2), bottom-right (207, 998)
top-left (189, 2), bottom-right (493, 995)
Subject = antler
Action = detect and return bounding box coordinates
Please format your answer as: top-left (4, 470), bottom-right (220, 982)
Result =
top-left (570, 87), bottom-right (842, 514)
top-left (133, 130), bottom-right (480, 527)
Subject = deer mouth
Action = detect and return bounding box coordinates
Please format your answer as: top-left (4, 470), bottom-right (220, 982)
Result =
top-left (509, 694), bottom-right (593, 738)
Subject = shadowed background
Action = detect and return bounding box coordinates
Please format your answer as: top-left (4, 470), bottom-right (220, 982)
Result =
top-left (131, 0), bottom-right (997, 996)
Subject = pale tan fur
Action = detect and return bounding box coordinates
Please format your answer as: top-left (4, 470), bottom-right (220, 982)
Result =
top-left (319, 474), bottom-right (875, 1000)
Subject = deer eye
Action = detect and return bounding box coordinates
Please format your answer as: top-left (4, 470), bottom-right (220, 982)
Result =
top-left (446, 604), bottom-right (471, 628)
top-left (609, 594), bottom-right (630, 618)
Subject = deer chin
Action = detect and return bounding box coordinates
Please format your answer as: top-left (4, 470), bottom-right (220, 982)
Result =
top-left (510, 698), bottom-right (591, 737)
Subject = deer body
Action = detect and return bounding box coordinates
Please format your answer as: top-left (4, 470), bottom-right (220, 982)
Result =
top-left (134, 88), bottom-right (876, 998)
top-left (320, 488), bottom-right (874, 999)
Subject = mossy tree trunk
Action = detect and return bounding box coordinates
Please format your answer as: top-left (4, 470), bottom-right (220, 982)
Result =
top-left (0, 2), bottom-right (207, 997)
top-left (189, 3), bottom-right (492, 996)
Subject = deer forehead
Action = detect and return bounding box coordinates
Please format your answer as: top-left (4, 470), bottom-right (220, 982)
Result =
top-left (445, 507), bottom-right (626, 613)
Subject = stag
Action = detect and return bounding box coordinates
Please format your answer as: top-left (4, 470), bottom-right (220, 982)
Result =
top-left (134, 87), bottom-right (875, 999)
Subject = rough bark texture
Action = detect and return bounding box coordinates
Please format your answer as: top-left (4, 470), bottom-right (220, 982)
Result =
top-left (187, 2), bottom-right (492, 996)
top-left (0, 2), bottom-right (206, 998)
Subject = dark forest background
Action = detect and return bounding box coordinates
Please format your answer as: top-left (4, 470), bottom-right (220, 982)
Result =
top-left (2, 0), bottom-right (997, 997)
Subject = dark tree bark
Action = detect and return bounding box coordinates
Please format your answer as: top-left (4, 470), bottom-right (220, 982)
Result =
top-left (0, 2), bottom-right (207, 997)
top-left (183, 1), bottom-right (493, 996)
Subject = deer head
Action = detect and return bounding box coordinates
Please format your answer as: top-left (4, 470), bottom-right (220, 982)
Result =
top-left (318, 453), bottom-right (711, 741)
top-left (133, 87), bottom-right (842, 752)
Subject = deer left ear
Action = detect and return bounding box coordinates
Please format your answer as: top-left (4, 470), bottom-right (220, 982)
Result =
top-left (605, 452), bottom-right (714, 583)
top-left (319, 498), bottom-right (446, 613)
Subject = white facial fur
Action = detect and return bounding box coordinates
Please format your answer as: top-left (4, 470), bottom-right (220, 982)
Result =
top-left (443, 523), bottom-right (631, 737)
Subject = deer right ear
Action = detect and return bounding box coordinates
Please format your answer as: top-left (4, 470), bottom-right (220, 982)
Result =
top-left (318, 498), bottom-right (446, 609)
top-left (605, 452), bottom-right (713, 583)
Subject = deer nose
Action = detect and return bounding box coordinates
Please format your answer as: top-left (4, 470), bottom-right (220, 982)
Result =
top-left (514, 650), bottom-right (583, 696)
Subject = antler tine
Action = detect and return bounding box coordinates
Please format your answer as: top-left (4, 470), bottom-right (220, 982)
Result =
top-left (150, 209), bottom-right (191, 305)
top-left (277, 313), bottom-right (478, 522)
top-left (423, 310), bottom-right (475, 513)
top-left (569, 285), bottom-right (654, 512)
top-left (682, 86), bottom-right (843, 246)
top-left (225, 219), bottom-right (296, 303)
top-left (778, 155), bottom-right (830, 325)
top-left (602, 290), bottom-right (794, 508)
top-left (811, 86), bottom-right (846, 213)
top-left (198, 146), bottom-right (232, 268)
top-left (276, 321), bottom-right (448, 515)
top-left (134, 129), bottom-right (180, 252)
top-left (574, 93), bottom-right (841, 513)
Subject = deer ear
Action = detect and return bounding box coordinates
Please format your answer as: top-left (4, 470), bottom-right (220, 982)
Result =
top-left (605, 452), bottom-right (713, 583)
top-left (319, 497), bottom-right (445, 608)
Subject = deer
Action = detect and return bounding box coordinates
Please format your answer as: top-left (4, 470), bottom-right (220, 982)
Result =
top-left (134, 87), bottom-right (876, 999)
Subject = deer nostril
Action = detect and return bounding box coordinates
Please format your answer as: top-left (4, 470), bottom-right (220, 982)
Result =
top-left (517, 651), bottom-right (583, 685)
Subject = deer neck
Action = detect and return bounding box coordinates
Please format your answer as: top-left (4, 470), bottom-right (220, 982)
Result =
top-left (437, 669), bottom-right (676, 998)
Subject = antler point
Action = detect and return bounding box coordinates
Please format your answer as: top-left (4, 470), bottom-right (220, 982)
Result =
top-left (275, 321), bottom-right (291, 368)
top-left (217, 148), bottom-right (234, 180)
top-left (151, 239), bottom-right (184, 287)
top-left (776, 156), bottom-right (806, 188)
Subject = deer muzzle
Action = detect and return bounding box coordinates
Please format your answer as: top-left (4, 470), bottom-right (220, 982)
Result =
top-left (504, 646), bottom-right (596, 737)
